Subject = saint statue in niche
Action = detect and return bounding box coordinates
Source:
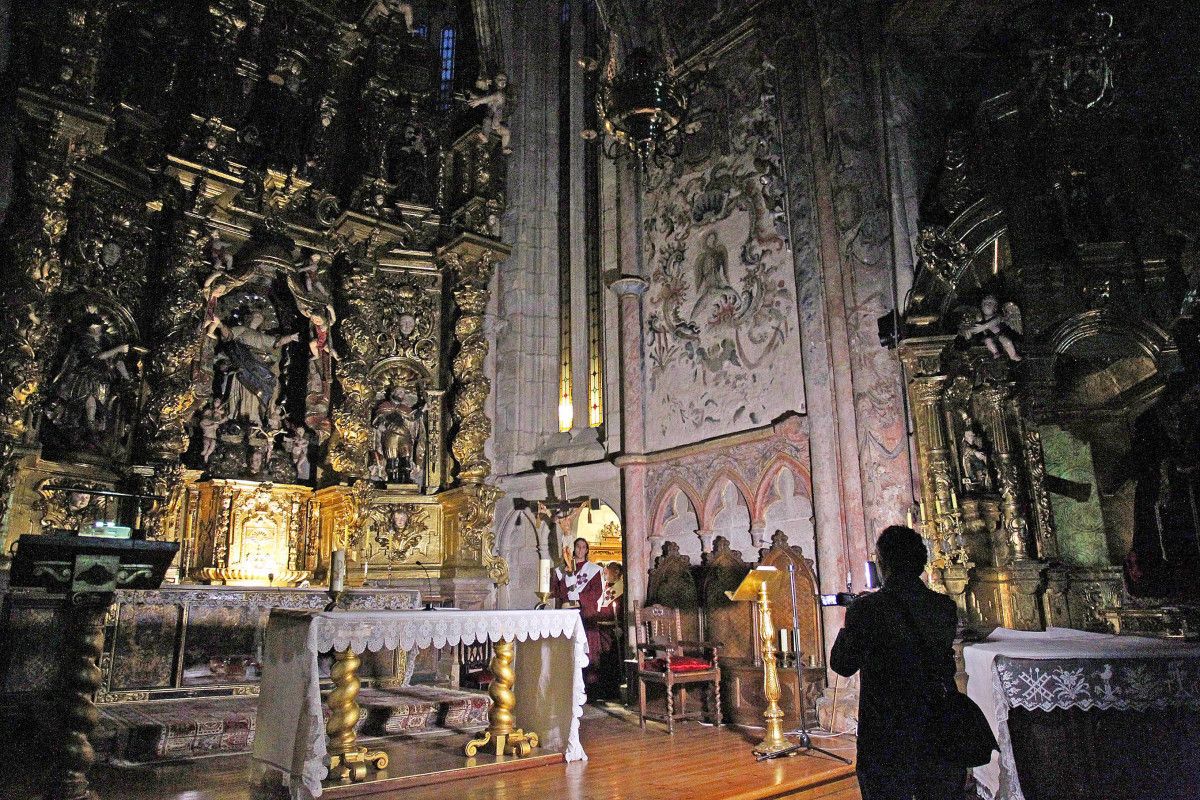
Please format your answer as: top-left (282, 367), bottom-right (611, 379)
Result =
top-left (370, 386), bottom-right (424, 486)
top-left (44, 312), bottom-right (134, 449)
top-left (960, 427), bottom-right (993, 492)
top-left (211, 309), bottom-right (299, 428)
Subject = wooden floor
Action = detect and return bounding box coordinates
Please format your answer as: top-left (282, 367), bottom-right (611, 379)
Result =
top-left (3, 706), bottom-right (861, 800)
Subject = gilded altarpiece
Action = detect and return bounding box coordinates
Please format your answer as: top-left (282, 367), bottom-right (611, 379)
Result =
top-left (0, 0), bottom-right (516, 699)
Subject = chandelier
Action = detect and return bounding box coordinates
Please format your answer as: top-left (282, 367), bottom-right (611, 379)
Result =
top-left (580, 38), bottom-right (694, 168)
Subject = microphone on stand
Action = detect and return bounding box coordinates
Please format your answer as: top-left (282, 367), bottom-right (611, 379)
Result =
top-left (414, 560), bottom-right (436, 610)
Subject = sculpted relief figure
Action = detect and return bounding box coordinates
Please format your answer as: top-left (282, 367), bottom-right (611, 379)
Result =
top-left (960, 294), bottom-right (1022, 361)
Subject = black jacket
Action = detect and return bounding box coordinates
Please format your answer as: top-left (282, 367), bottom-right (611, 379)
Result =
top-left (830, 575), bottom-right (958, 777)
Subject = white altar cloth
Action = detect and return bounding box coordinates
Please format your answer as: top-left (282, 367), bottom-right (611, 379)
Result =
top-left (252, 608), bottom-right (590, 800)
top-left (963, 627), bottom-right (1200, 800)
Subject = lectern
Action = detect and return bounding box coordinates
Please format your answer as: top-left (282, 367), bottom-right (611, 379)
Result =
top-left (11, 532), bottom-right (178, 800)
top-left (726, 566), bottom-right (789, 756)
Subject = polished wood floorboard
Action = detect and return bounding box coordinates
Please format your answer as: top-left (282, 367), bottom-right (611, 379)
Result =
top-left (2, 707), bottom-right (861, 800)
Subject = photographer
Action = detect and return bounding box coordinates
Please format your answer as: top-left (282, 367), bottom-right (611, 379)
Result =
top-left (830, 525), bottom-right (962, 800)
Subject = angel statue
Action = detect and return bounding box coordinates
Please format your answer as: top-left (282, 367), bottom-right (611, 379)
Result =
top-left (288, 253), bottom-right (340, 365)
top-left (960, 294), bottom-right (1022, 361)
top-left (467, 73), bottom-right (512, 155)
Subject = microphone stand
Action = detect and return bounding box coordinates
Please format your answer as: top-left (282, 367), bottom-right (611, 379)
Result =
top-left (756, 561), bottom-right (849, 765)
top-left (414, 560), bottom-right (436, 610)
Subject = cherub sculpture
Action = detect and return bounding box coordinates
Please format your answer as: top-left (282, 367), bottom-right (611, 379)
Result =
top-left (198, 398), bottom-right (227, 464)
top-left (960, 294), bottom-right (1022, 361)
top-left (467, 73), bottom-right (512, 155)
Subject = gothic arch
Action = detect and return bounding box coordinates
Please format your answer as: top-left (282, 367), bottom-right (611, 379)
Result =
top-left (752, 454), bottom-right (812, 523)
top-left (699, 468), bottom-right (754, 531)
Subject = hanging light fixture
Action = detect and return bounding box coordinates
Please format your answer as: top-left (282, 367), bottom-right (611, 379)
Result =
top-left (579, 34), bottom-right (697, 169)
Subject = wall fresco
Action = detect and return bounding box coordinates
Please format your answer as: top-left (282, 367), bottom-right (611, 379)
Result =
top-left (641, 46), bottom-right (805, 450)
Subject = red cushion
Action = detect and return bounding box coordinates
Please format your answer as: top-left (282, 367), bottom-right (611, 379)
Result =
top-left (648, 656), bottom-right (713, 673)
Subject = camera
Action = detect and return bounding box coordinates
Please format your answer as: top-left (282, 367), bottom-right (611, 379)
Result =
top-left (819, 592), bottom-right (862, 607)
top-left (818, 561), bottom-right (880, 607)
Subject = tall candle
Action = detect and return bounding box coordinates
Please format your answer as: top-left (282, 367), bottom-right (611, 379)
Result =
top-left (951, 491), bottom-right (959, 511)
top-left (538, 558), bottom-right (552, 595)
top-left (330, 549), bottom-right (346, 593)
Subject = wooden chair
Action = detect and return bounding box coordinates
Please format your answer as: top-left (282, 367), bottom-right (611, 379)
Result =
top-left (456, 640), bottom-right (494, 691)
top-left (634, 603), bottom-right (721, 733)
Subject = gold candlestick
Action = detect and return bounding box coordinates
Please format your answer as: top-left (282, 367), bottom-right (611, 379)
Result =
top-left (726, 567), bottom-right (790, 757)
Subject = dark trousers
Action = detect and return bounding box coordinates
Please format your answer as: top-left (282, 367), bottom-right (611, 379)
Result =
top-left (856, 765), bottom-right (966, 800)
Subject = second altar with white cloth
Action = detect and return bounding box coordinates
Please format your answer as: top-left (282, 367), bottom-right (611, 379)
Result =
top-left (252, 607), bottom-right (590, 800)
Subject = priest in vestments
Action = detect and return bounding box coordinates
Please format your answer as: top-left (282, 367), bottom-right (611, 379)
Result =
top-left (551, 537), bottom-right (608, 698)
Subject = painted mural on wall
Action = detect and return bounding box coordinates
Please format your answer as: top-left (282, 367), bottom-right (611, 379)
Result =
top-left (642, 49), bottom-right (804, 450)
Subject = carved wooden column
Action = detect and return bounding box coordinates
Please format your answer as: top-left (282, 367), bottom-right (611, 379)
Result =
top-left (900, 342), bottom-right (956, 559)
top-left (329, 254), bottom-right (376, 479)
top-left (441, 234), bottom-right (511, 585)
top-left (443, 235), bottom-right (506, 486)
top-left (975, 385), bottom-right (1025, 564)
top-left (141, 215), bottom-right (207, 461)
top-left (0, 106), bottom-right (106, 443)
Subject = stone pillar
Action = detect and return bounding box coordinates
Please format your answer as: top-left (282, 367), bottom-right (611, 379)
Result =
top-left (610, 275), bottom-right (650, 611)
top-left (609, 276), bottom-right (648, 454)
top-left (697, 529), bottom-right (715, 555)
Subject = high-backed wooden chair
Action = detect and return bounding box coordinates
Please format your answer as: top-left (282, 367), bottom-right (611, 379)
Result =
top-left (456, 640), bottom-right (494, 690)
top-left (634, 603), bottom-right (721, 733)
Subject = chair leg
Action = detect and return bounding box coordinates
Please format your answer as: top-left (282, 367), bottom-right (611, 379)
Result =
top-left (666, 682), bottom-right (674, 735)
top-left (638, 678), bottom-right (647, 730)
top-left (679, 686), bottom-right (687, 721)
top-left (713, 674), bottom-right (722, 728)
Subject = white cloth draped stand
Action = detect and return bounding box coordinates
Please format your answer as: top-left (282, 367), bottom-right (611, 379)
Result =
top-left (252, 608), bottom-right (590, 799)
top-left (963, 627), bottom-right (1200, 800)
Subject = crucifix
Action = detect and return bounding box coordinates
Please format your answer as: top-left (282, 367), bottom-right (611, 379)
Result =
top-left (510, 460), bottom-right (599, 605)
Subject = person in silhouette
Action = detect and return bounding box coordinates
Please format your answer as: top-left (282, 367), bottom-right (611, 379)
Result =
top-left (830, 525), bottom-right (963, 800)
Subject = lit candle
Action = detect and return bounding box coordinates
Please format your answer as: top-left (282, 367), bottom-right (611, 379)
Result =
top-left (330, 549), bottom-right (346, 593)
top-left (906, 507), bottom-right (914, 529)
top-left (363, 559), bottom-right (369, 577)
top-left (538, 558), bottom-right (552, 595)
top-left (951, 491), bottom-right (959, 511)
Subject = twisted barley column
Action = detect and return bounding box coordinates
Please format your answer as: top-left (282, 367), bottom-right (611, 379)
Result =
top-left (48, 600), bottom-right (107, 800)
top-left (326, 648), bottom-right (363, 759)
top-left (487, 639), bottom-right (517, 737)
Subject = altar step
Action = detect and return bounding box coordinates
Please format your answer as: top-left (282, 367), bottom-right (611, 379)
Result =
top-left (92, 685), bottom-right (490, 765)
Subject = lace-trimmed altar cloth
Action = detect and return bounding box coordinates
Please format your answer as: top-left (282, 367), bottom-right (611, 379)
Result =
top-left (964, 627), bottom-right (1200, 800)
top-left (252, 608), bottom-right (590, 800)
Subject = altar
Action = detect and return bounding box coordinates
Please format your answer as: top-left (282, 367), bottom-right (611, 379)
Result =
top-left (964, 628), bottom-right (1200, 800)
top-left (253, 608), bottom-right (588, 799)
